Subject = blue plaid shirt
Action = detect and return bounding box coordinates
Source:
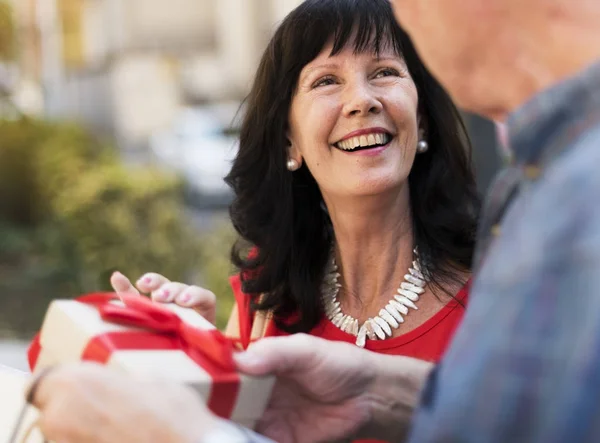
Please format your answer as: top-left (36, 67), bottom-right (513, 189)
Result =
top-left (409, 59), bottom-right (600, 442)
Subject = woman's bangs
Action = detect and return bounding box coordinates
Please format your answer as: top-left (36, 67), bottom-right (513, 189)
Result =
top-left (328, 9), bottom-right (403, 57)
top-left (290, 0), bottom-right (405, 69)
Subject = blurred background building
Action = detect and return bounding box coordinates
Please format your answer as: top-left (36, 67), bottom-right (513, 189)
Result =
top-left (7, 0), bottom-right (296, 139)
top-left (5, 0), bottom-right (501, 190)
top-left (0, 0), bottom-right (502, 369)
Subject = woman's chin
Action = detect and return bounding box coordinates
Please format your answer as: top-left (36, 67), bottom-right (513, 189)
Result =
top-left (336, 178), bottom-right (408, 200)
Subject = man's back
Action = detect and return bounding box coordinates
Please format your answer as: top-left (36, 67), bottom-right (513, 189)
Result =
top-left (409, 61), bottom-right (600, 443)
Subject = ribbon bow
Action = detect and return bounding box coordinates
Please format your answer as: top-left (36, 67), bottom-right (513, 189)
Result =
top-left (92, 293), bottom-right (236, 371)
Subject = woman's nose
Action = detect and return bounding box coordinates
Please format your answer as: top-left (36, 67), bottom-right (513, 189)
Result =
top-left (342, 81), bottom-right (383, 117)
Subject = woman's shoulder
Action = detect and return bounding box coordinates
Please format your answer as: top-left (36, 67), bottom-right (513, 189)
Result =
top-left (443, 270), bottom-right (471, 303)
top-left (227, 274), bottom-right (254, 348)
top-left (229, 274), bottom-right (250, 311)
top-left (454, 276), bottom-right (471, 302)
top-left (228, 273), bottom-right (278, 348)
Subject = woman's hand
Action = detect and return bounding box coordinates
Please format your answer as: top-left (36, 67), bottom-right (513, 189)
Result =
top-left (110, 271), bottom-right (217, 325)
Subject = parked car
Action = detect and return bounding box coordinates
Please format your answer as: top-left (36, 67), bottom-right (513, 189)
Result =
top-left (149, 102), bottom-right (242, 208)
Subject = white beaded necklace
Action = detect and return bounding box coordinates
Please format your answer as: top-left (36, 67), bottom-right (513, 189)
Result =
top-left (322, 248), bottom-right (428, 348)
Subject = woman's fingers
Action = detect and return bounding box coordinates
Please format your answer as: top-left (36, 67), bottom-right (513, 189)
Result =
top-left (135, 272), bottom-right (171, 293)
top-left (176, 286), bottom-right (216, 308)
top-left (112, 272), bottom-right (217, 324)
top-left (151, 282), bottom-right (189, 303)
top-left (111, 272), bottom-right (140, 295)
top-left (176, 286), bottom-right (217, 324)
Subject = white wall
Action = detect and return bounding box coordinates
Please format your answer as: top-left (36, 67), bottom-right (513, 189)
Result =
top-left (123, 0), bottom-right (214, 51)
top-left (31, 0), bottom-right (309, 144)
top-left (215, 0), bottom-right (262, 95)
top-left (109, 55), bottom-right (179, 150)
top-left (81, 0), bottom-right (110, 66)
top-left (270, 0), bottom-right (303, 24)
top-left (212, 0), bottom-right (304, 95)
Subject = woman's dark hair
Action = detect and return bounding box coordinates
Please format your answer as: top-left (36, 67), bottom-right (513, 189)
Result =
top-left (225, 0), bottom-right (480, 333)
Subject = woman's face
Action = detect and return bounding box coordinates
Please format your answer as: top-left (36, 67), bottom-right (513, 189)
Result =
top-left (288, 40), bottom-right (421, 201)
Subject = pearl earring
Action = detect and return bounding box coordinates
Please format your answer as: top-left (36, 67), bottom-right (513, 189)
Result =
top-left (417, 140), bottom-right (429, 154)
top-left (286, 158), bottom-right (300, 171)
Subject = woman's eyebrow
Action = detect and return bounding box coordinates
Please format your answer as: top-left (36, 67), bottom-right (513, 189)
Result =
top-left (300, 63), bottom-right (340, 81)
top-left (373, 55), bottom-right (402, 63)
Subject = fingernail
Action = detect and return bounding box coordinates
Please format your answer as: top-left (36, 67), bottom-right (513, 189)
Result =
top-left (233, 351), bottom-right (261, 368)
top-left (179, 293), bottom-right (191, 304)
top-left (156, 290), bottom-right (170, 301)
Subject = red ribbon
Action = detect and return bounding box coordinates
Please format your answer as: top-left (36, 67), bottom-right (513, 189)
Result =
top-left (28, 293), bottom-right (240, 418)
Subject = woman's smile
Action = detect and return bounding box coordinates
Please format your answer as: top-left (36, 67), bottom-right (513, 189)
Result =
top-left (333, 127), bottom-right (394, 156)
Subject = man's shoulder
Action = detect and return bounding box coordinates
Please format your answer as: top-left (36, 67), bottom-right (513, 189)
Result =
top-left (530, 123), bottom-right (600, 206)
top-left (546, 121), bottom-right (600, 179)
top-left (490, 124), bottom-right (600, 276)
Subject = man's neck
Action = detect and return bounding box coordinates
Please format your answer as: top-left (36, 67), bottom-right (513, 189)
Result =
top-left (495, 5), bottom-right (600, 120)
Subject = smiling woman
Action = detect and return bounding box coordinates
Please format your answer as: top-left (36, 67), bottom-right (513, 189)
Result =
top-left (112, 3), bottom-right (479, 440)
top-left (114, 0), bottom-right (478, 350)
top-left (222, 0), bottom-right (480, 351)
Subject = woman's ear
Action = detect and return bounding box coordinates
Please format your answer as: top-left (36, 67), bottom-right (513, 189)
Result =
top-left (417, 113), bottom-right (428, 139)
top-left (286, 140), bottom-right (303, 171)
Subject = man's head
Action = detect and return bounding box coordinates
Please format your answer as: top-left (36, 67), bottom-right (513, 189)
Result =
top-left (390, 0), bottom-right (600, 121)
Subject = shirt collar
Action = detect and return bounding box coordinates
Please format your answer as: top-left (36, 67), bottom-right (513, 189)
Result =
top-left (506, 59), bottom-right (600, 167)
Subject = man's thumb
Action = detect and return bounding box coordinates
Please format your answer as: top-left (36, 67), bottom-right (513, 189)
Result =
top-left (233, 334), bottom-right (319, 376)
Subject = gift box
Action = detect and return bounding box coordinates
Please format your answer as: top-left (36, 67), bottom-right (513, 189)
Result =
top-left (28, 293), bottom-right (274, 429)
top-left (0, 365), bottom-right (45, 443)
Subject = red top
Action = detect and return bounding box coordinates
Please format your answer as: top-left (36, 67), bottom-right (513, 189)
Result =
top-left (229, 276), bottom-right (469, 441)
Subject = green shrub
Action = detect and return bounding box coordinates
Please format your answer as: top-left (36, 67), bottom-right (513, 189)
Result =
top-left (0, 1), bottom-right (15, 61)
top-left (0, 117), bottom-right (216, 336)
top-left (0, 118), bottom-right (50, 225)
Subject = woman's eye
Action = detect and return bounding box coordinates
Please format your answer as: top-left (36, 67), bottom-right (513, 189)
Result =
top-left (312, 76), bottom-right (337, 88)
top-left (374, 68), bottom-right (400, 79)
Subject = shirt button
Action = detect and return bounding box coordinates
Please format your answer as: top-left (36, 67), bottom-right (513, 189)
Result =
top-left (491, 224), bottom-right (502, 237)
top-left (524, 165), bottom-right (541, 179)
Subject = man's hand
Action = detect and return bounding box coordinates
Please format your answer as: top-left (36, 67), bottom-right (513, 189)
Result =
top-left (30, 363), bottom-right (219, 443)
top-left (235, 334), bottom-right (433, 443)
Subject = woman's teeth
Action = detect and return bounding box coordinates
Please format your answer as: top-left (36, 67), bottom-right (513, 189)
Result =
top-left (336, 133), bottom-right (391, 151)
